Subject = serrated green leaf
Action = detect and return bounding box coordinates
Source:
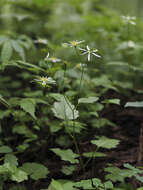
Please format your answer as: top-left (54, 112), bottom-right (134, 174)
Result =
top-left (74, 178), bottom-right (103, 189)
top-left (50, 148), bottom-right (79, 164)
top-left (125, 101), bottom-right (143, 108)
top-left (20, 98), bottom-right (36, 119)
top-left (20, 162), bottom-right (49, 180)
top-left (52, 96), bottom-right (79, 120)
top-left (0, 146), bottom-right (12, 153)
top-left (78, 97), bottom-right (99, 104)
top-left (105, 166), bottom-right (133, 182)
top-left (11, 169), bottom-right (28, 182)
top-left (1, 40), bottom-right (13, 62)
top-left (4, 154), bottom-right (18, 166)
top-left (91, 137), bottom-right (120, 149)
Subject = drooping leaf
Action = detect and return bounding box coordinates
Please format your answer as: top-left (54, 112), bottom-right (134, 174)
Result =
top-left (50, 148), bottom-right (79, 164)
top-left (91, 136), bottom-right (120, 149)
top-left (52, 96), bottom-right (79, 120)
top-left (78, 97), bottom-right (99, 104)
top-left (11, 40), bottom-right (25, 60)
top-left (102, 99), bottom-right (120, 105)
top-left (1, 40), bottom-right (13, 62)
top-left (0, 146), bottom-right (12, 153)
top-left (20, 98), bottom-right (36, 119)
top-left (125, 101), bottom-right (143, 108)
top-left (20, 162), bottom-right (49, 180)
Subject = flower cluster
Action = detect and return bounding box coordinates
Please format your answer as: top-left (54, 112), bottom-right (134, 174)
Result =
top-left (121, 16), bottom-right (136, 25)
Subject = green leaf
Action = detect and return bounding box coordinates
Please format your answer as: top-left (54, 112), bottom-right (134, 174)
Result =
top-left (52, 96), bottom-right (79, 120)
top-left (11, 40), bottom-right (25, 60)
top-left (0, 146), bottom-right (12, 153)
top-left (49, 179), bottom-right (63, 190)
top-left (102, 99), bottom-right (120, 105)
top-left (105, 166), bottom-right (133, 182)
top-left (11, 169), bottom-right (28, 182)
top-left (83, 151), bottom-right (106, 158)
top-left (50, 148), bottom-right (79, 164)
top-left (20, 98), bottom-right (36, 119)
top-left (104, 181), bottom-right (113, 189)
top-left (61, 165), bottom-right (76, 175)
top-left (91, 136), bottom-right (120, 149)
top-left (74, 178), bottom-right (103, 189)
top-left (1, 40), bottom-right (13, 62)
top-left (78, 97), bottom-right (99, 104)
top-left (4, 154), bottom-right (18, 166)
top-left (0, 94), bottom-right (9, 107)
top-left (125, 101), bottom-right (143, 108)
top-left (20, 162), bottom-right (49, 180)
top-left (137, 187), bottom-right (143, 190)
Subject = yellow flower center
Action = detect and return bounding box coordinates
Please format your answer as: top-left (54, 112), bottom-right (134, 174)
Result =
top-left (41, 77), bottom-right (47, 82)
top-left (71, 41), bottom-right (78, 46)
top-left (50, 57), bottom-right (56, 62)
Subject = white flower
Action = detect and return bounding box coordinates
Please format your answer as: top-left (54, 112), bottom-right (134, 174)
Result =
top-left (34, 38), bottom-right (48, 44)
top-left (79, 45), bottom-right (101, 61)
top-left (34, 76), bottom-right (56, 86)
top-left (121, 16), bottom-right (136, 25)
top-left (45, 53), bottom-right (61, 63)
top-left (63, 40), bottom-right (85, 48)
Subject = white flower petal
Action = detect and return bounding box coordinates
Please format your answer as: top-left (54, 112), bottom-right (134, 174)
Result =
top-left (88, 53), bottom-right (90, 61)
top-left (92, 52), bottom-right (101, 58)
top-left (86, 45), bottom-right (90, 51)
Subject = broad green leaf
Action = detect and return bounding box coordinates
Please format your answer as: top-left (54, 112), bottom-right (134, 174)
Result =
top-left (4, 154), bottom-right (18, 166)
top-left (102, 99), bottom-right (120, 105)
top-left (78, 97), bottom-right (99, 104)
top-left (83, 151), bottom-right (106, 158)
top-left (91, 137), bottom-right (120, 149)
top-left (20, 98), bottom-right (36, 119)
top-left (104, 181), bottom-right (113, 189)
top-left (0, 145), bottom-right (12, 153)
top-left (11, 40), bottom-right (25, 60)
top-left (52, 96), bottom-right (79, 120)
top-left (11, 169), bottom-right (28, 182)
top-left (1, 40), bottom-right (13, 62)
top-left (137, 187), bottom-right (143, 190)
top-left (61, 165), bottom-right (76, 175)
top-left (20, 162), bottom-right (49, 180)
top-left (105, 166), bottom-right (133, 182)
top-left (74, 178), bottom-right (103, 189)
top-left (49, 179), bottom-right (63, 190)
top-left (125, 101), bottom-right (143, 108)
top-left (50, 148), bottom-right (79, 164)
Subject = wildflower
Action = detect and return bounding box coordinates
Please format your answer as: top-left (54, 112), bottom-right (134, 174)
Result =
top-left (45, 53), bottom-right (61, 63)
top-left (34, 38), bottom-right (48, 45)
top-left (63, 40), bottom-right (85, 48)
top-left (121, 16), bottom-right (136, 25)
top-left (79, 45), bottom-right (101, 61)
top-left (34, 76), bottom-right (56, 87)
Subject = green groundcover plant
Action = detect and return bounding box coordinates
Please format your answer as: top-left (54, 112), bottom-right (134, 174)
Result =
top-left (0, 0), bottom-right (143, 190)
